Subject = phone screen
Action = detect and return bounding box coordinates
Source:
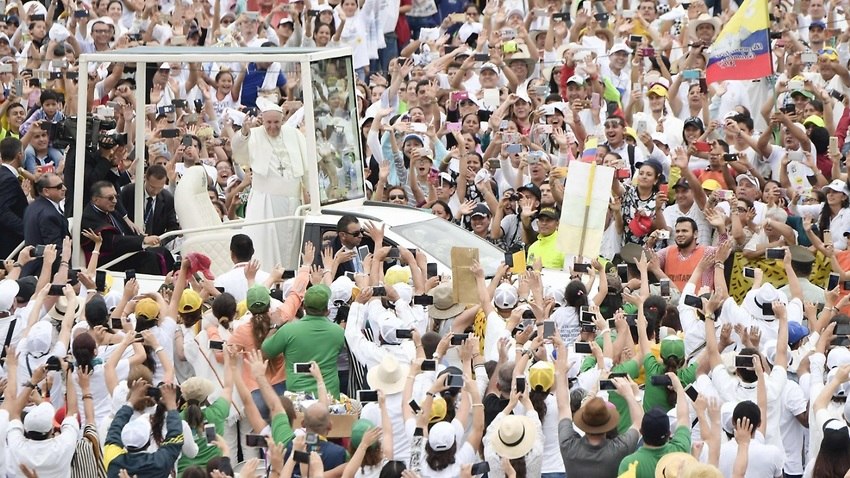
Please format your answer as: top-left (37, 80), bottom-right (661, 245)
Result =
top-left (683, 294), bottom-right (702, 309)
top-left (575, 342), bottom-right (592, 354)
top-left (205, 424), bottom-right (216, 442)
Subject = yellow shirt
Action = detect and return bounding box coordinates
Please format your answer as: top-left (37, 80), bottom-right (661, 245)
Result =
top-left (527, 230), bottom-right (565, 269)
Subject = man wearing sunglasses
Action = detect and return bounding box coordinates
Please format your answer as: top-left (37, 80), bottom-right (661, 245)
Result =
top-left (22, 173), bottom-right (70, 276)
top-left (330, 215), bottom-right (382, 279)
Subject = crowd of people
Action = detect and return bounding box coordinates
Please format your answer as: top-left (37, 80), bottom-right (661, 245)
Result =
top-left (1, 0), bottom-right (850, 476)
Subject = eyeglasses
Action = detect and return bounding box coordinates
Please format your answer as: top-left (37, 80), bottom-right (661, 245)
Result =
top-left (98, 195), bottom-right (118, 201)
top-left (342, 229), bottom-right (363, 237)
top-left (44, 183), bottom-right (65, 189)
top-left (388, 195), bottom-right (406, 200)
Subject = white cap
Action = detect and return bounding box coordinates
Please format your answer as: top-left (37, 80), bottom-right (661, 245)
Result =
top-left (651, 132), bottom-right (669, 146)
top-left (824, 179), bottom-right (850, 196)
top-left (428, 421), bottom-right (456, 451)
top-left (330, 275), bottom-right (354, 304)
top-left (493, 283), bottom-right (519, 309)
top-left (378, 312), bottom-right (406, 345)
top-left (609, 42), bottom-right (633, 55)
top-left (0, 279), bottom-right (20, 313)
top-left (480, 62), bottom-right (500, 73)
top-left (828, 347), bottom-right (850, 370)
top-left (26, 321), bottom-right (54, 356)
top-left (122, 415), bottom-right (152, 449)
top-left (24, 402), bottom-right (55, 434)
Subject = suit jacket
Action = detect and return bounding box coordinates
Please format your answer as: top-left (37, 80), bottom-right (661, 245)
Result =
top-left (22, 196), bottom-right (70, 276)
top-left (80, 203), bottom-right (144, 262)
top-left (119, 183), bottom-right (180, 236)
top-left (331, 236), bottom-right (375, 280)
top-left (0, 165), bottom-right (27, 259)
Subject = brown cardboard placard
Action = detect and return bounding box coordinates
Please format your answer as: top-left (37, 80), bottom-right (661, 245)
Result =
top-left (451, 246), bottom-right (480, 305)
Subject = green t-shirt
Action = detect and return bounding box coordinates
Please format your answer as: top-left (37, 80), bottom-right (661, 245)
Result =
top-left (176, 398), bottom-right (231, 476)
top-left (642, 355), bottom-right (698, 412)
top-left (618, 426), bottom-right (692, 478)
top-left (261, 315), bottom-right (345, 397)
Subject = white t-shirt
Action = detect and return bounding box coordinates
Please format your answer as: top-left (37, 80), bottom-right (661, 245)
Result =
top-left (777, 380), bottom-right (808, 475)
top-left (718, 431), bottom-right (784, 478)
top-left (515, 394), bottom-right (564, 474)
top-left (214, 265), bottom-right (271, 302)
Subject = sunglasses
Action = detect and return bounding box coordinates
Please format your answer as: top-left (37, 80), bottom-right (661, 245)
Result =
top-left (44, 183), bottom-right (65, 189)
top-left (342, 230), bottom-right (363, 237)
top-left (389, 194), bottom-right (406, 200)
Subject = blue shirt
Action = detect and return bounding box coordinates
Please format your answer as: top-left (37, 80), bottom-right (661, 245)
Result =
top-left (240, 63), bottom-right (287, 108)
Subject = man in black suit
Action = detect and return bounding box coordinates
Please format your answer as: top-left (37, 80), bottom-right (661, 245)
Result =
top-left (81, 180), bottom-right (173, 275)
top-left (120, 165), bottom-right (180, 238)
top-left (0, 137), bottom-right (28, 260)
top-left (331, 215), bottom-right (379, 279)
top-left (22, 173), bottom-right (70, 276)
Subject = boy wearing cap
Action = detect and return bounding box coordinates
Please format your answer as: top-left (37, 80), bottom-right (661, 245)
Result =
top-left (617, 375), bottom-right (691, 477)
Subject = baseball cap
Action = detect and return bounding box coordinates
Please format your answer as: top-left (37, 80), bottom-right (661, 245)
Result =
top-left (480, 62), bottom-right (500, 73)
top-left (537, 206), bottom-right (560, 219)
top-left (609, 42), bottom-right (632, 55)
top-left (15, 276), bottom-right (37, 302)
top-left (517, 183), bottom-right (542, 201)
top-left (809, 20), bottom-right (827, 29)
top-left (648, 84), bottom-right (669, 97)
top-left (304, 284), bottom-right (331, 311)
top-left (122, 415), bottom-right (152, 449)
top-left (788, 321), bottom-right (809, 345)
top-left (134, 298), bottom-right (159, 321)
top-left (427, 421), bottom-right (456, 451)
top-left (529, 361), bottom-right (555, 391)
top-left (640, 407), bottom-right (672, 443)
top-left (736, 173), bottom-right (760, 190)
top-left (246, 285), bottom-right (271, 313)
top-left (803, 115), bottom-right (826, 128)
top-left (660, 336), bottom-right (685, 360)
top-left (823, 179), bottom-right (850, 196)
top-left (24, 402), bottom-right (56, 434)
top-left (673, 177), bottom-right (690, 190)
top-left (470, 203), bottom-right (491, 218)
top-left (493, 283), bottom-right (519, 309)
top-left (430, 396), bottom-right (448, 423)
top-left (350, 419), bottom-right (377, 450)
top-left (701, 178), bottom-right (722, 191)
top-left (178, 289), bottom-right (203, 313)
top-left (683, 117), bottom-right (704, 131)
top-left (0, 279), bottom-right (20, 313)
top-left (566, 75), bottom-right (586, 86)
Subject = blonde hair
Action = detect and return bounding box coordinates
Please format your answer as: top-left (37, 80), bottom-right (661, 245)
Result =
top-left (680, 464), bottom-right (723, 478)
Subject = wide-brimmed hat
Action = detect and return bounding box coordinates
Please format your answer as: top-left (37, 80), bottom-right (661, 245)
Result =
top-left (742, 282), bottom-right (787, 321)
top-left (366, 355), bottom-right (409, 395)
top-left (574, 397), bottom-right (620, 434)
top-left (688, 14), bottom-right (720, 38)
top-left (428, 283), bottom-right (465, 320)
top-left (181, 377), bottom-right (215, 403)
top-left (48, 295), bottom-right (80, 322)
top-left (489, 414), bottom-right (539, 459)
top-left (655, 452), bottom-right (698, 478)
top-left (506, 45), bottom-right (537, 70)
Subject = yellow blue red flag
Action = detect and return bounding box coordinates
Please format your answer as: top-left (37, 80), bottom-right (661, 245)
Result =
top-left (705, 0), bottom-right (773, 84)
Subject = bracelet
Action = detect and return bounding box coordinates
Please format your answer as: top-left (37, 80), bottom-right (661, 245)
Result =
top-left (60, 261), bottom-right (69, 267)
top-left (23, 382), bottom-right (36, 389)
top-left (12, 262), bottom-right (21, 268)
top-left (471, 403), bottom-right (484, 408)
top-left (82, 394), bottom-right (93, 400)
top-left (426, 391), bottom-right (436, 398)
top-left (825, 306), bottom-right (838, 312)
top-left (92, 251), bottom-right (100, 255)
top-left (599, 328), bottom-right (611, 334)
top-left (153, 346), bottom-right (165, 354)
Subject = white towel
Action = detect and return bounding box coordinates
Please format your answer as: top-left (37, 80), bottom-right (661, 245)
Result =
top-left (261, 62), bottom-right (281, 91)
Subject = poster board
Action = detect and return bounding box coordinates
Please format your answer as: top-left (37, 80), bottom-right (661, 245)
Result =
top-left (557, 162), bottom-right (615, 258)
top-left (451, 247), bottom-right (480, 305)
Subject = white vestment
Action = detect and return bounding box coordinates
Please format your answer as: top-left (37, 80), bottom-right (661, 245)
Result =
top-left (232, 125), bottom-right (309, 269)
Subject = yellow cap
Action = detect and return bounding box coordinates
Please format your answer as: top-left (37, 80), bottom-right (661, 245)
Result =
top-left (430, 396), bottom-right (448, 423)
top-left (134, 298), bottom-right (160, 321)
top-left (701, 179), bottom-right (722, 191)
top-left (529, 361), bottom-right (555, 392)
top-left (178, 289), bottom-right (203, 313)
top-left (625, 127), bottom-right (638, 140)
top-left (384, 265), bottom-right (412, 287)
top-left (803, 115), bottom-right (826, 128)
top-left (648, 84), bottom-right (668, 98)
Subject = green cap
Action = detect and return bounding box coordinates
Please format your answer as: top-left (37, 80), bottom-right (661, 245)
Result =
top-left (350, 419), bottom-right (376, 450)
top-left (660, 336), bottom-right (685, 360)
top-left (304, 284), bottom-right (331, 312)
top-left (246, 285), bottom-right (271, 313)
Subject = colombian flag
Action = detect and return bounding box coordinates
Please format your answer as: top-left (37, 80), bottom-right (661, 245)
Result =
top-left (582, 136), bottom-right (598, 162)
top-left (705, 0), bottom-right (773, 85)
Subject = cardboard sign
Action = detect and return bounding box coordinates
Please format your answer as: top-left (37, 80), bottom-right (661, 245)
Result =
top-left (558, 162), bottom-right (615, 259)
top-left (451, 247), bottom-right (480, 305)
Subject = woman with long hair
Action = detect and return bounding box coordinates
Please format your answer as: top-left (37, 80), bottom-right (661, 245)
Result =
top-left (550, 260), bottom-right (608, 345)
top-left (342, 392), bottom-right (394, 478)
top-left (513, 360), bottom-right (562, 478)
top-left (613, 158), bottom-right (668, 246)
top-left (229, 284), bottom-right (287, 420)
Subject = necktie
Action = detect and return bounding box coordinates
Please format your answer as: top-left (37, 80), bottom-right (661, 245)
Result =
top-left (144, 197), bottom-right (154, 232)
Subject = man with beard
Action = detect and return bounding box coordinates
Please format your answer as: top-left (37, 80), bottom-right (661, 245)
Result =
top-left (654, 217), bottom-right (715, 291)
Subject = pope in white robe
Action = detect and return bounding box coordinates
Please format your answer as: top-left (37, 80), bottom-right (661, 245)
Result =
top-left (231, 98), bottom-right (309, 269)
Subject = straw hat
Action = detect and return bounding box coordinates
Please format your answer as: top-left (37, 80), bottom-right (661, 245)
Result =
top-left (366, 355), bottom-right (409, 395)
top-left (489, 414), bottom-right (539, 459)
